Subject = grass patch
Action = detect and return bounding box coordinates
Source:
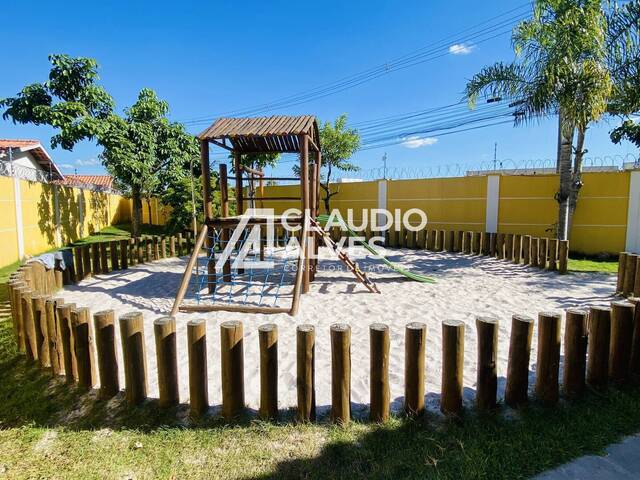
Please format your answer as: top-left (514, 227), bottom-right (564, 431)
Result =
top-left (568, 257), bottom-right (618, 274)
top-left (1, 261), bottom-right (639, 479)
top-left (70, 223), bottom-right (169, 246)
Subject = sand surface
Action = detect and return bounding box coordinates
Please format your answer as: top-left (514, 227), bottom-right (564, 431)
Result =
top-left (59, 247), bottom-right (615, 416)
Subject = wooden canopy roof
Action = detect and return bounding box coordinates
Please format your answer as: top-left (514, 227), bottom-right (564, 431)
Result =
top-left (198, 115), bottom-right (320, 154)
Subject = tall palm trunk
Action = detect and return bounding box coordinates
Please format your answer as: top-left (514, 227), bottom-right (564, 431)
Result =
top-left (568, 126), bottom-right (586, 235)
top-left (556, 112), bottom-right (575, 241)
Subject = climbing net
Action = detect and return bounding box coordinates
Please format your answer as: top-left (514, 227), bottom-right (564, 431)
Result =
top-left (181, 226), bottom-right (300, 309)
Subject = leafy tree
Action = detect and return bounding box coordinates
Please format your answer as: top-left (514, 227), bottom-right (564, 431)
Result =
top-left (466, 0), bottom-right (612, 240)
top-left (293, 114), bottom-right (360, 212)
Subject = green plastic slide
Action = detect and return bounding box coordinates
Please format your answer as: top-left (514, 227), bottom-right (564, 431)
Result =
top-left (316, 214), bottom-right (436, 284)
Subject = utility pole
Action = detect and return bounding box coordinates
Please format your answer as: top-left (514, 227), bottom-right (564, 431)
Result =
top-left (382, 152), bottom-right (388, 179)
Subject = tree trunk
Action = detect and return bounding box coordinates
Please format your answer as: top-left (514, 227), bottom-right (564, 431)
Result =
top-left (131, 190), bottom-right (142, 237)
top-left (556, 112), bottom-right (575, 241)
top-left (146, 199), bottom-right (152, 226)
top-left (568, 127), bottom-right (586, 237)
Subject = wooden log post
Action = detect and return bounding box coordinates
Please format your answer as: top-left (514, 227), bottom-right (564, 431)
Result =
top-left (462, 231), bottom-right (472, 254)
top-left (404, 322), bottom-right (426, 417)
top-left (476, 316), bottom-right (499, 411)
top-left (535, 312), bottom-right (561, 405)
top-left (153, 236), bottom-right (160, 261)
top-left (169, 236), bottom-right (176, 257)
top-left (259, 324), bottom-right (278, 420)
top-left (481, 232), bottom-right (489, 256)
top-left (53, 262), bottom-right (63, 290)
top-left (74, 246), bottom-right (84, 282)
top-left (154, 316), bottom-right (179, 408)
top-left (145, 238), bottom-right (153, 262)
top-left (110, 240), bottom-right (119, 270)
top-left (137, 238), bottom-right (145, 264)
top-left (426, 230), bottom-right (436, 251)
top-left (453, 230), bottom-right (463, 252)
top-left (522, 235), bottom-right (531, 265)
top-left (513, 234), bottom-right (522, 264)
top-left (471, 231), bottom-right (480, 255)
top-left (177, 233), bottom-right (184, 257)
top-left (57, 303), bottom-right (77, 382)
top-left (119, 312), bottom-right (147, 406)
top-left (441, 320), bottom-right (464, 416)
top-left (369, 323), bottom-right (390, 423)
top-left (94, 310), bottom-right (120, 399)
top-left (71, 307), bottom-right (96, 390)
top-left (91, 243), bottom-right (101, 275)
top-left (446, 230), bottom-right (455, 253)
top-left (623, 254), bottom-right (638, 296)
top-left (609, 301), bottom-right (634, 385)
top-left (634, 261), bottom-right (640, 297)
top-left (31, 295), bottom-right (50, 368)
top-left (548, 239), bottom-right (558, 271)
top-left (530, 238), bottom-right (540, 268)
top-left (496, 233), bottom-right (505, 259)
top-left (221, 320), bottom-right (244, 420)
top-left (331, 323), bottom-right (351, 424)
top-left (538, 238), bottom-right (549, 270)
top-left (46, 296), bottom-right (66, 373)
top-left (188, 319), bottom-right (208, 417)
top-left (504, 234), bottom-right (514, 261)
top-left (586, 306), bottom-right (611, 389)
top-left (119, 239), bottom-right (129, 270)
top-left (489, 232), bottom-right (497, 257)
top-left (21, 290), bottom-right (38, 362)
top-left (159, 236), bottom-right (166, 259)
top-left (558, 240), bottom-right (569, 274)
top-left (563, 309), bottom-right (588, 398)
top-left (617, 252), bottom-right (628, 295)
top-left (100, 242), bottom-right (109, 273)
top-left (433, 230), bottom-right (442, 251)
top-left (12, 285), bottom-right (27, 352)
top-left (628, 297), bottom-right (640, 379)
top-left (505, 314), bottom-right (534, 407)
top-left (82, 245), bottom-right (92, 278)
top-left (296, 324), bottom-right (316, 422)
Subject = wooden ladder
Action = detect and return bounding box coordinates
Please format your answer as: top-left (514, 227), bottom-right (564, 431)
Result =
top-left (310, 220), bottom-right (380, 294)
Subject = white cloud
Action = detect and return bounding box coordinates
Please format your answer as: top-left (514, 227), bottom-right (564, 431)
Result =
top-left (449, 43), bottom-right (475, 55)
top-left (59, 163), bottom-right (75, 170)
top-left (75, 158), bottom-right (99, 166)
top-left (402, 136), bottom-right (438, 149)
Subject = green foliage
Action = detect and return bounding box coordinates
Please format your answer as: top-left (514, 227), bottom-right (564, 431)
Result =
top-left (611, 118), bottom-right (640, 148)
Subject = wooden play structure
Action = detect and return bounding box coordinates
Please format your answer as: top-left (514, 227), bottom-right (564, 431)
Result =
top-left (170, 115), bottom-right (379, 316)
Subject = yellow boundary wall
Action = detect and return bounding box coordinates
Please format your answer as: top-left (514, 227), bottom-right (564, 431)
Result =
top-left (0, 177), bottom-right (166, 268)
top-left (261, 170), bottom-right (634, 255)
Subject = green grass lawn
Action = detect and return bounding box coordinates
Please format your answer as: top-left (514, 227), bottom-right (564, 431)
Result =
top-left (0, 250), bottom-right (633, 479)
top-left (69, 223), bottom-right (170, 246)
top-left (568, 258), bottom-right (618, 274)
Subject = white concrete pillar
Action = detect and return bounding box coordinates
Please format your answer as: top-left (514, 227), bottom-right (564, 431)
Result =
top-left (377, 179), bottom-right (387, 229)
top-left (625, 171), bottom-right (640, 253)
top-left (485, 175), bottom-right (500, 233)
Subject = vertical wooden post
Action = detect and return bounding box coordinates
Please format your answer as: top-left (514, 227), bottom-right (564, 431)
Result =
top-left (489, 232), bottom-right (497, 257)
top-left (259, 324), bottom-right (278, 420)
top-left (296, 324), bottom-right (316, 422)
top-left (72, 307), bottom-right (96, 390)
top-left (587, 306), bottom-right (611, 388)
top-left (12, 285), bottom-right (26, 352)
top-left (100, 242), bottom-right (109, 273)
top-left (188, 319), bottom-right (208, 417)
top-left (91, 243), bottom-right (101, 275)
top-left (57, 303), bottom-right (77, 382)
top-left (119, 312), bottom-right (147, 406)
top-left (538, 238), bottom-right (548, 269)
top-left (505, 314), bottom-right (534, 407)
top-left (496, 233), bottom-right (505, 259)
top-left (128, 238), bottom-right (136, 266)
top-left (624, 254), bottom-right (637, 296)
top-left (513, 234), bottom-right (521, 263)
top-left (81, 245), bottom-right (91, 278)
top-left (472, 231), bottom-right (481, 255)
top-left (21, 291), bottom-right (38, 362)
top-left (476, 316), bottom-right (498, 411)
top-left (504, 234), bottom-right (514, 261)
top-left (462, 231), bottom-right (471, 254)
top-left (153, 236), bottom-right (160, 261)
top-left (454, 230), bottom-right (463, 252)
top-left (32, 295), bottom-right (50, 368)
top-left (530, 238), bottom-right (540, 267)
top-left (145, 238), bottom-right (152, 262)
top-left (634, 261), bottom-right (640, 297)
top-left (535, 312), bottom-right (561, 405)
top-left (404, 322), bottom-right (426, 417)
top-left (548, 239), bottom-right (558, 271)
top-left (441, 320), bottom-right (464, 416)
top-left (119, 239), bottom-right (129, 269)
top-left (558, 240), bottom-right (569, 274)
top-left (221, 320), bottom-right (244, 420)
top-left (438, 230), bottom-right (446, 251)
top-left (137, 238), bottom-right (145, 264)
top-left (74, 246), bottom-right (84, 281)
top-left (154, 316), bottom-right (179, 408)
top-left (299, 134), bottom-right (310, 294)
top-left (617, 252), bottom-right (628, 294)
top-left (45, 297), bottom-right (64, 375)
top-left (426, 230), bottom-right (436, 250)
top-left (330, 323), bottom-right (351, 424)
top-left (627, 297), bottom-right (640, 379)
top-left (234, 152), bottom-right (244, 216)
top-left (94, 310), bottom-right (119, 398)
top-left (563, 308), bottom-right (588, 397)
top-left (609, 301), bottom-right (634, 385)
top-left (109, 240), bottom-right (119, 270)
top-left (481, 231), bottom-right (489, 255)
top-left (369, 323), bottom-right (389, 423)
top-left (160, 237), bottom-right (167, 259)
top-left (446, 230), bottom-right (455, 253)
top-left (522, 235), bottom-right (531, 265)
top-left (169, 236), bottom-right (176, 257)
top-left (200, 139), bottom-right (213, 221)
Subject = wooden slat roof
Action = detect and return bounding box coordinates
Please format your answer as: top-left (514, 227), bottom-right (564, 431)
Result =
top-left (198, 115), bottom-right (319, 153)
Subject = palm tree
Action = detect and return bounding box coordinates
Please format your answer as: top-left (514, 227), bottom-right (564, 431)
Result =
top-left (466, 0), bottom-right (611, 240)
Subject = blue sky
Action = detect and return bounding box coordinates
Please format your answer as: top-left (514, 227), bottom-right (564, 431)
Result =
top-left (1, 0), bottom-right (637, 178)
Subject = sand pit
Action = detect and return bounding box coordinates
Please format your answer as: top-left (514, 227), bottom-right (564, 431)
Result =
top-left (59, 247), bottom-right (615, 416)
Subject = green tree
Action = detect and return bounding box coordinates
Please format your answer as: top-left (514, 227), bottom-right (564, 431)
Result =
top-left (466, 0), bottom-right (612, 240)
top-left (296, 114), bottom-right (360, 212)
